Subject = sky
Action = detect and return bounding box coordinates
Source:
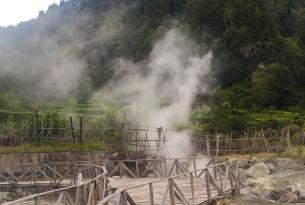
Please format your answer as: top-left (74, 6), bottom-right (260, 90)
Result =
top-left (0, 0), bottom-right (61, 27)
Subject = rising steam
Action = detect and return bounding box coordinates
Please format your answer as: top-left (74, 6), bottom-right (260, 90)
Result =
top-left (93, 29), bottom-right (212, 158)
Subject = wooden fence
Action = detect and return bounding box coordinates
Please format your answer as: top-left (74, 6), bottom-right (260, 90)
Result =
top-left (1, 116), bottom-right (303, 156)
top-left (129, 129), bottom-right (305, 156)
top-left (194, 129), bottom-right (305, 156)
top-left (0, 118), bottom-right (165, 151)
top-left (3, 158), bottom-right (241, 205)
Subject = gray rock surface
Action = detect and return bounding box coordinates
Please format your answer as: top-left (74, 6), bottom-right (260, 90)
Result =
top-left (245, 163), bottom-right (270, 179)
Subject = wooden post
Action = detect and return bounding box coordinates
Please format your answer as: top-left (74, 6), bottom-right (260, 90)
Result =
top-left (206, 136), bottom-right (210, 157)
top-left (35, 111), bottom-right (39, 146)
top-left (157, 127), bottom-right (162, 151)
top-left (122, 123), bottom-right (126, 152)
top-left (34, 196), bottom-right (39, 205)
top-left (76, 186), bottom-right (80, 205)
top-left (41, 120), bottom-right (44, 142)
top-left (80, 117), bottom-right (83, 144)
top-left (136, 161), bottom-right (139, 177)
top-left (119, 161), bottom-right (123, 178)
top-left (286, 129), bottom-right (292, 154)
top-left (169, 179), bottom-right (175, 205)
top-left (175, 159), bottom-right (179, 175)
top-left (69, 116), bottom-right (75, 143)
top-left (216, 134), bottom-right (219, 158)
top-left (190, 173), bottom-right (195, 205)
top-left (261, 130), bottom-right (269, 152)
top-left (153, 160), bottom-right (157, 177)
top-left (205, 169), bottom-right (211, 203)
top-left (192, 158), bottom-right (197, 177)
top-left (135, 130), bottom-right (138, 156)
top-left (149, 183), bottom-right (154, 205)
top-left (164, 159), bottom-right (168, 177)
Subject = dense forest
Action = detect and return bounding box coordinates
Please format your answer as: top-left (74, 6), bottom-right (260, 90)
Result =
top-left (1, 0), bottom-right (305, 134)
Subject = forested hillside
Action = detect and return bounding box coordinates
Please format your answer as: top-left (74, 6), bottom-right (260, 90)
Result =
top-left (1, 0), bottom-right (305, 133)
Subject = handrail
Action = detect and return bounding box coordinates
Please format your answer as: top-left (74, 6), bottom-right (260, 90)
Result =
top-left (3, 163), bottom-right (107, 205)
top-left (3, 158), bottom-right (240, 205)
top-left (98, 159), bottom-right (239, 205)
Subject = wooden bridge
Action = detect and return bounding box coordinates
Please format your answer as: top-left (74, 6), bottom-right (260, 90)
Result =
top-left (2, 157), bottom-right (242, 205)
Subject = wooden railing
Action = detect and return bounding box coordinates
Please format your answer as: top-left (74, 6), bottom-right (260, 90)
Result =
top-left (2, 163), bottom-right (108, 205)
top-left (99, 159), bottom-right (241, 205)
top-left (0, 162), bottom-right (100, 186)
top-left (3, 158), bottom-right (241, 205)
top-left (101, 157), bottom-right (214, 178)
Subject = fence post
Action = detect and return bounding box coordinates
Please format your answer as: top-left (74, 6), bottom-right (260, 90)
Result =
top-left (41, 120), bottom-right (44, 142)
top-left (169, 179), bottom-right (175, 205)
top-left (80, 117), bottom-right (83, 144)
top-left (149, 183), bottom-right (154, 205)
top-left (35, 111), bottom-right (39, 146)
top-left (205, 169), bottom-right (211, 203)
top-left (69, 116), bottom-right (75, 143)
top-left (261, 130), bottom-right (270, 152)
top-left (157, 127), bottom-right (162, 151)
top-left (286, 129), bottom-right (292, 154)
top-left (122, 123), bottom-right (126, 152)
top-left (216, 134), bottom-right (219, 158)
top-left (206, 136), bottom-right (210, 157)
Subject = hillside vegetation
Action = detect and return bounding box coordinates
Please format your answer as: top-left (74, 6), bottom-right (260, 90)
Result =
top-left (1, 0), bottom-right (305, 134)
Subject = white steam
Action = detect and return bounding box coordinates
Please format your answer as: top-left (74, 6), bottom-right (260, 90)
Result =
top-left (93, 29), bottom-right (212, 158)
top-left (0, 3), bottom-right (127, 101)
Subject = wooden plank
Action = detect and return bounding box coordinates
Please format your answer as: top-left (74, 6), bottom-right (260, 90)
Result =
top-left (126, 192), bottom-right (136, 205)
top-left (171, 179), bottom-right (191, 205)
top-left (55, 192), bottom-right (64, 205)
top-left (207, 171), bottom-right (225, 196)
top-left (122, 163), bottom-right (137, 178)
top-left (64, 190), bottom-right (74, 205)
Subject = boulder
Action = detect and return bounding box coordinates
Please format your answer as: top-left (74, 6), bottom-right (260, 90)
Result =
top-left (245, 163), bottom-right (270, 179)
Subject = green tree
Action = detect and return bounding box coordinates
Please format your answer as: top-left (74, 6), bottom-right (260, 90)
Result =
top-left (252, 63), bottom-right (295, 108)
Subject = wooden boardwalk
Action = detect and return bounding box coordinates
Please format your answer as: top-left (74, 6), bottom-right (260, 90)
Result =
top-left (108, 177), bottom-right (231, 205)
top-left (2, 158), bottom-right (241, 205)
top-left (100, 160), bottom-right (241, 205)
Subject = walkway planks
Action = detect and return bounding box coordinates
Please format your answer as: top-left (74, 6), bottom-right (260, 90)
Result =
top-left (108, 177), bottom-right (228, 204)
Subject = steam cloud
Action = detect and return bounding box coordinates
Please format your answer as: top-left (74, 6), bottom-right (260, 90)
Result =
top-left (0, 3), bottom-right (126, 101)
top-left (93, 29), bottom-right (212, 158)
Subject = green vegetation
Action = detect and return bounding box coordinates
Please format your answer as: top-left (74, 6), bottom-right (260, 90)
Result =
top-left (1, 0), bottom-right (305, 137)
top-left (0, 143), bottom-right (106, 154)
top-left (281, 146), bottom-right (305, 159)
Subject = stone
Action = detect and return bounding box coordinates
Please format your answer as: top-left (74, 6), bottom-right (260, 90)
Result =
top-left (267, 163), bottom-right (277, 172)
top-left (245, 163), bottom-right (270, 179)
top-left (278, 191), bottom-right (299, 203)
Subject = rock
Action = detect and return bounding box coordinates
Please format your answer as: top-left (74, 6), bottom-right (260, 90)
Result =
top-left (0, 192), bottom-right (9, 203)
top-left (267, 163), bottom-right (277, 172)
top-left (276, 158), bottom-right (295, 167)
top-left (237, 159), bottom-right (249, 168)
top-left (278, 191), bottom-right (299, 203)
top-left (245, 163), bottom-right (270, 179)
